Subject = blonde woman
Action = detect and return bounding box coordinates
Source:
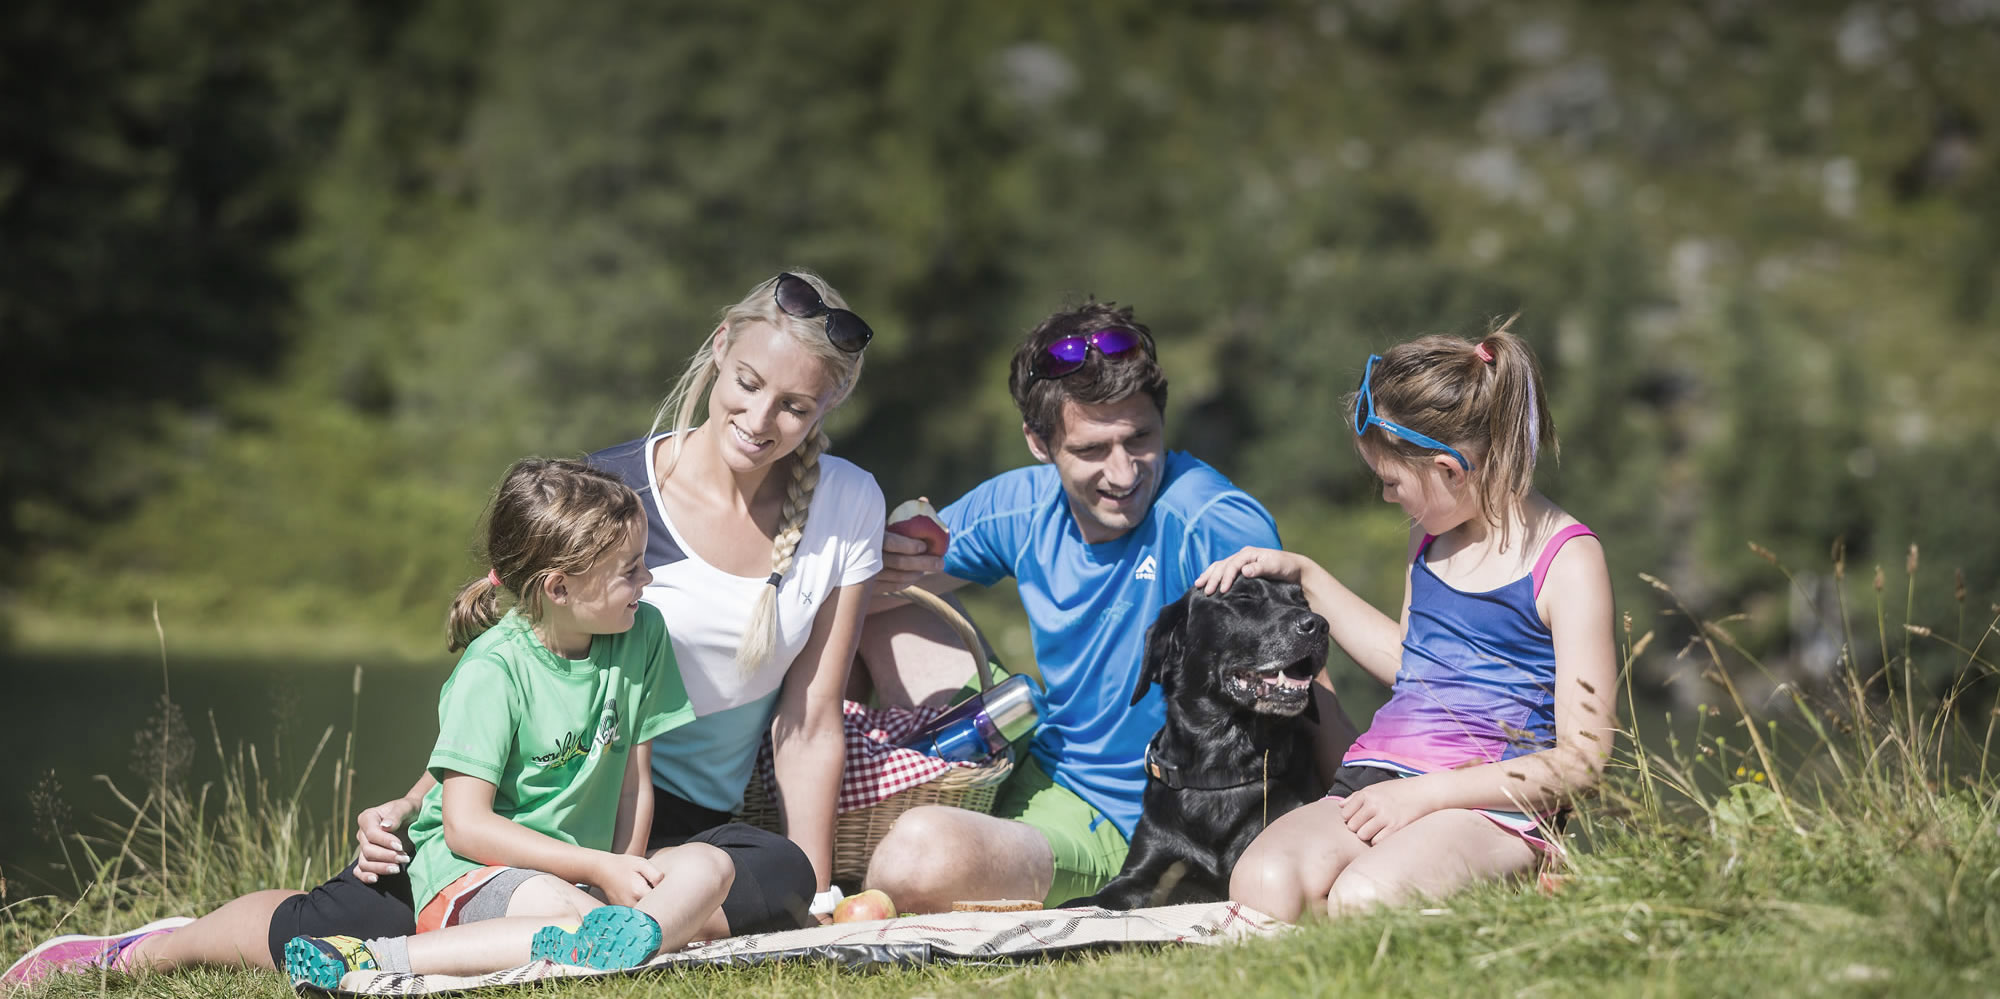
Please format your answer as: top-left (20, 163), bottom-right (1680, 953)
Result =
top-left (4, 272), bottom-right (881, 985)
top-left (579, 270), bottom-right (881, 922)
top-left (355, 270), bottom-right (879, 947)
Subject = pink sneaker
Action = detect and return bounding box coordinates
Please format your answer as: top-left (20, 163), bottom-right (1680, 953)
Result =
top-left (1, 916), bottom-right (193, 985)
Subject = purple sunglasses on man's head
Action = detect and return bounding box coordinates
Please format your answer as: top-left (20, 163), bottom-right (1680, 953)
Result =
top-left (1029, 327), bottom-right (1154, 382)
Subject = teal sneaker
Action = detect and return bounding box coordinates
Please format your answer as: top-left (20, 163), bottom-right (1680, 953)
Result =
top-left (529, 905), bottom-right (662, 970)
top-left (284, 934), bottom-right (379, 990)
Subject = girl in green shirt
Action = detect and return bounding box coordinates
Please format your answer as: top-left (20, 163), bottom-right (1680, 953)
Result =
top-left (286, 458), bottom-right (732, 988)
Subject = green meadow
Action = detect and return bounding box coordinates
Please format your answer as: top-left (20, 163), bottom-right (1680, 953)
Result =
top-left (7, 559), bottom-right (1995, 998)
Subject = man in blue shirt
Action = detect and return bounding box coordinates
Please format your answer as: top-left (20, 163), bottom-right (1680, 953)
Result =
top-left (860, 301), bottom-right (1356, 910)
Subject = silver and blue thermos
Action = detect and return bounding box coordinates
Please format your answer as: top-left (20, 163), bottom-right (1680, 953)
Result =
top-left (902, 673), bottom-right (1040, 763)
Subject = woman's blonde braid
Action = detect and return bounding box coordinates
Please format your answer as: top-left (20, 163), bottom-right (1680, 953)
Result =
top-left (734, 428), bottom-right (829, 672)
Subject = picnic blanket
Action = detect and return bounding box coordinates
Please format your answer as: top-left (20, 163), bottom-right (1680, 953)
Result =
top-left (300, 902), bottom-right (1289, 996)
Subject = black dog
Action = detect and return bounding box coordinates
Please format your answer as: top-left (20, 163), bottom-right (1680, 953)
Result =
top-left (1065, 575), bottom-right (1329, 910)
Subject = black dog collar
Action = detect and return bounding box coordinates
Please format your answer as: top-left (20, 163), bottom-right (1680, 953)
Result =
top-left (1144, 739), bottom-right (1269, 792)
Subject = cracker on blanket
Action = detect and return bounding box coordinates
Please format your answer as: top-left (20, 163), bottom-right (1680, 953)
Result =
top-left (951, 898), bottom-right (1043, 912)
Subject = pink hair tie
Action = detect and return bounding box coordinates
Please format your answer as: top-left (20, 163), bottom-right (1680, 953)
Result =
top-left (1474, 342), bottom-right (1495, 364)
top-left (486, 568), bottom-right (504, 589)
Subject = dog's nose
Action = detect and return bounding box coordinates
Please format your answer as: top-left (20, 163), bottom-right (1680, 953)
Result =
top-left (1295, 614), bottom-right (1327, 637)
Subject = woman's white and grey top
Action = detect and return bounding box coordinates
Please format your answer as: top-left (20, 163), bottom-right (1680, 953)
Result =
top-left (588, 434), bottom-right (885, 811)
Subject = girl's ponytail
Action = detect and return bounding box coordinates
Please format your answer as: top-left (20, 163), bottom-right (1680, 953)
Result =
top-left (1358, 316), bottom-right (1560, 552)
top-left (735, 427), bottom-right (829, 674)
top-left (447, 574), bottom-right (506, 653)
top-left (1476, 317), bottom-right (1559, 534)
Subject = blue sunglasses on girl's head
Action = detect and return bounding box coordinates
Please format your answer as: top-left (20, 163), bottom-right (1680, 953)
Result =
top-left (1354, 354), bottom-right (1476, 472)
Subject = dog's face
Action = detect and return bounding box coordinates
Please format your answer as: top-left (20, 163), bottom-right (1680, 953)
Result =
top-left (1133, 576), bottom-right (1330, 718)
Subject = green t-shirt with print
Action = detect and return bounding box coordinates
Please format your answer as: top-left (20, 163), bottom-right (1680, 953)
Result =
top-left (405, 604), bottom-right (692, 910)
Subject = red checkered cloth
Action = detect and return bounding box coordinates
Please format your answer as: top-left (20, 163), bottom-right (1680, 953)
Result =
top-left (750, 701), bottom-right (992, 814)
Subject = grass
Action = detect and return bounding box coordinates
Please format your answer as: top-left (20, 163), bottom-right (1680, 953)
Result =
top-left (5, 554), bottom-right (1998, 998)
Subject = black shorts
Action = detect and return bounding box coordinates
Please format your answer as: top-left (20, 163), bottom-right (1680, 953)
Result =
top-left (260, 786), bottom-right (814, 961)
top-left (265, 862), bottom-right (416, 966)
top-left (1325, 764), bottom-right (1406, 799)
top-left (648, 789), bottom-right (816, 935)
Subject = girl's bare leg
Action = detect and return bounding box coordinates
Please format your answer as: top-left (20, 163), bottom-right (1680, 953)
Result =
top-left (636, 843), bottom-right (734, 947)
top-left (398, 876), bottom-right (598, 976)
top-left (124, 889), bottom-right (298, 971)
top-left (1229, 798), bottom-right (1367, 923)
top-left (646, 843), bottom-right (735, 940)
top-left (398, 847), bottom-right (731, 977)
top-left (1325, 809), bottom-right (1536, 913)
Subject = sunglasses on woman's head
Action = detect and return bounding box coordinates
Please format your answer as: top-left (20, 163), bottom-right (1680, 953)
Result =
top-left (1029, 327), bottom-right (1154, 382)
top-left (1354, 354), bottom-right (1476, 472)
top-left (773, 272), bottom-right (873, 353)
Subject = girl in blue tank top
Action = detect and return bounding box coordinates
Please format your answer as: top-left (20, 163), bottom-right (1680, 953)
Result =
top-left (1195, 319), bottom-right (1618, 923)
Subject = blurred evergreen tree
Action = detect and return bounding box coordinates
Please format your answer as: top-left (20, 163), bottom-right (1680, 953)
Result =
top-left (6, 0), bottom-right (1997, 667)
top-left (0, 0), bottom-right (367, 563)
top-left (1694, 290), bottom-right (1870, 661)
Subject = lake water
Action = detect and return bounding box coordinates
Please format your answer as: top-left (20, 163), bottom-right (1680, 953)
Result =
top-left (0, 650), bottom-right (449, 893)
top-left (1, 643), bottom-right (1873, 899)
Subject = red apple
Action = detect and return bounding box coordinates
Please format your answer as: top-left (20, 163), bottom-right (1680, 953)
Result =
top-left (886, 498), bottom-right (949, 555)
top-left (832, 888), bottom-right (898, 923)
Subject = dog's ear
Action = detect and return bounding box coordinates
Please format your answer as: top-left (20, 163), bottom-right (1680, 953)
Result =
top-left (1132, 592), bottom-right (1191, 706)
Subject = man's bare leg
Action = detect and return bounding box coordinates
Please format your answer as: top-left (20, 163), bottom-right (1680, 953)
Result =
top-left (862, 806), bottom-right (1053, 912)
top-left (853, 599), bottom-right (986, 708)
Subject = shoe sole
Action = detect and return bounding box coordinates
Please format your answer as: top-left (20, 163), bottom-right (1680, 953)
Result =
top-left (529, 906), bottom-right (661, 970)
top-left (2, 916), bottom-right (195, 983)
top-left (283, 936), bottom-right (354, 990)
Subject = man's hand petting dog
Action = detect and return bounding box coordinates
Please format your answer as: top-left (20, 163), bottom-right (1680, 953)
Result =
top-left (1063, 575), bottom-right (1330, 910)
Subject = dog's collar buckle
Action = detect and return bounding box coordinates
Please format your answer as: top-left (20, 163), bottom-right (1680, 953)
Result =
top-left (1145, 739), bottom-right (1264, 792)
top-left (1144, 742), bottom-right (1185, 788)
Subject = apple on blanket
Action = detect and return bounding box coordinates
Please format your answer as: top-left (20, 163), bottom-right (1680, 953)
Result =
top-left (832, 889), bottom-right (899, 923)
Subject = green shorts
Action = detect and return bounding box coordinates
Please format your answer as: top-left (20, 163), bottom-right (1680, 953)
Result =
top-left (991, 753), bottom-right (1129, 905)
top-left (951, 665), bottom-right (1130, 905)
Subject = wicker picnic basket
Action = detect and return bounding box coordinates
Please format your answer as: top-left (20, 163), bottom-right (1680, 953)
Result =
top-left (737, 587), bottom-right (1015, 885)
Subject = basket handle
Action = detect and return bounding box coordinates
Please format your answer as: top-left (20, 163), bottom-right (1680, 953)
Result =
top-left (896, 586), bottom-right (993, 693)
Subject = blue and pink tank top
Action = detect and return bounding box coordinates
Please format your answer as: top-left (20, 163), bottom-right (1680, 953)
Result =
top-left (1343, 523), bottom-right (1597, 775)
